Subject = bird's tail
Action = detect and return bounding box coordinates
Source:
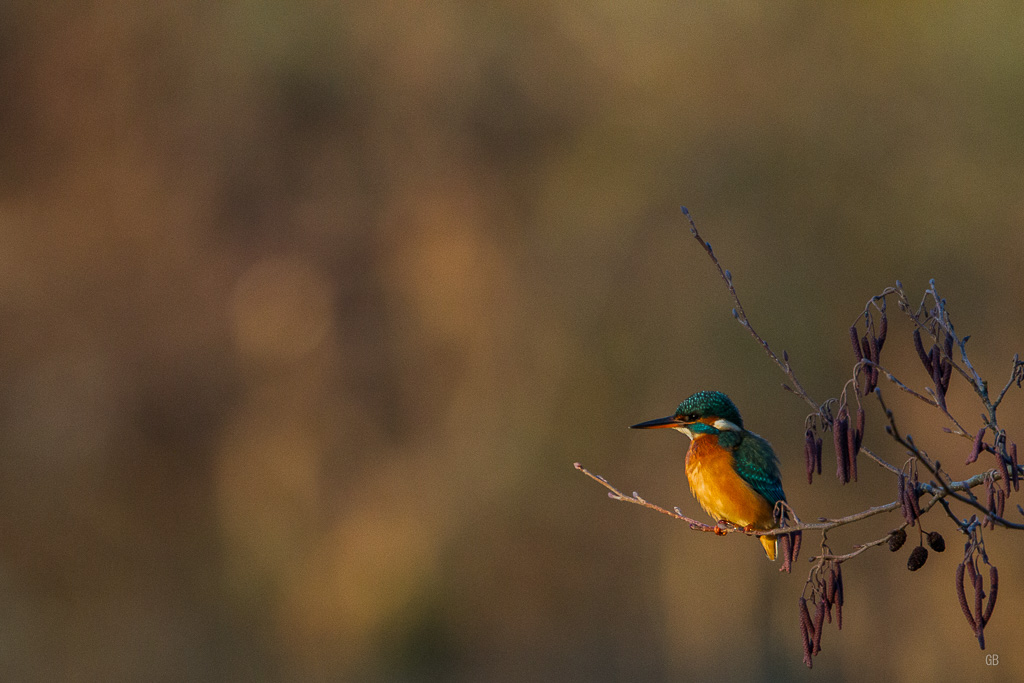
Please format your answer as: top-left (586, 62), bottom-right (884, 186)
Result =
top-left (760, 502), bottom-right (794, 561)
top-left (760, 534), bottom-right (778, 561)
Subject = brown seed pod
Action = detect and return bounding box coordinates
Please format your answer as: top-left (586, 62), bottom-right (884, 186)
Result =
top-left (913, 329), bottom-right (932, 373)
top-left (973, 569), bottom-right (984, 618)
top-left (907, 545), bottom-right (928, 571)
top-left (778, 533), bottom-right (792, 574)
top-left (966, 558), bottom-right (979, 586)
top-left (799, 596), bottom-right (814, 637)
top-left (800, 616), bottom-right (812, 669)
top-left (955, 563), bottom-right (976, 632)
top-left (812, 600), bottom-right (825, 655)
top-left (994, 448), bottom-right (1011, 496)
top-left (888, 528), bottom-right (907, 552)
top-left (966, 426), bottom-right (985, 465)
top-left (931, 350), bottom-right (946, 407)
top-left (848, 407), bottom-right (864, 482)
top-left (973, 567), bottom-right (985, 647)
top-left (845, 422), bottom-right (858, 483)
top-left (834, 413), bottom-right (850, 484)
top-left (790, 530), bottom-right (802, 566)
top-left (850, 325), bottom-right (864, 362)
top-left (983, 566), bottom-right (998, 626)
top-left (861, 335), bottom-right (876, 394)
top-left (926, 531), bottom-right (945, 552)
top-left (898, 474), bottom-right (915, 526)
top-left (834, 564), bottom-right (844, 630)
top-left (906, 478), bottom-right (921, 526)
top-left (825, 570), bottom-right (836, 624)
top-left (1011, 442), bottom-right (1020, 492)
top-left (805, 429), bottom-right (816, 484)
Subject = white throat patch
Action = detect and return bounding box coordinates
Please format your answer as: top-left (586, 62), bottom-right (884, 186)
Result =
top-left (672, 425), bottom-right (694, 439)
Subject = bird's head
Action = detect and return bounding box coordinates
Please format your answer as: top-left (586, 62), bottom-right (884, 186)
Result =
top-left (631, 390), bottom-right (744, 437)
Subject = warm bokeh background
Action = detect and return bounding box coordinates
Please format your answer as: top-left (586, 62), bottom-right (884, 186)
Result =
top-left (2, 3), bottom-right (1023, 681)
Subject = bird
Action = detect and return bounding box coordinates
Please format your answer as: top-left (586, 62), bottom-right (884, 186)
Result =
top-left (631, 390), bottom-right (788, 560)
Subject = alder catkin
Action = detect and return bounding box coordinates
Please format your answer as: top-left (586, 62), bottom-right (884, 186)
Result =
top-left (799, 596), bottom-right (814, 636)
top-left (973, 568), bottom-right (985, 647)
top-left (913, 329), bottom-right (931, 372)
top-left (994, 449), bottom-right (1011, 496)
top-left (983, 566), bottom-right (998, 626)
top-left (804, 429), bottom-right (816, 484)
top-left (812, 600), bottom-right (825, 655)
top-left (800, 617), bottom-right (812, 669)
top-left (835, 564), bottom-right (844, 630)
top-left (955, 563), bottom-right (976, 631)
top-left (849, 325), bottom-right (864, 362)
top-left (906, 479), bottom-right (921, 526)
top-left (966, 426), bottom-right (985, 465)
top-left (834, 414), bottom-right (849, 484)
top-left (1011, 442), bottom-right (1019, 492)
top-left (778, 533), bottom-right (792, 574)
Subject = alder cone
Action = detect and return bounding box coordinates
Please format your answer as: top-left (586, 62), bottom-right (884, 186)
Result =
top-left (908, 545), bottom-right (928, 571)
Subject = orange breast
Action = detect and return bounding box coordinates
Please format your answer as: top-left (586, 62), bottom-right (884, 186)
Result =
top-left (685, 435), bottom-right (775, 530)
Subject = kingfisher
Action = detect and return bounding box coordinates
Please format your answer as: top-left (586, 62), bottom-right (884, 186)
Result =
top-left (631, 390), bottom-right (788, 560)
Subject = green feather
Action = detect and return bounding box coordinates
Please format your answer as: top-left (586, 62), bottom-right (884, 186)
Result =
top-left (724, 431), bottom-right (787, 506)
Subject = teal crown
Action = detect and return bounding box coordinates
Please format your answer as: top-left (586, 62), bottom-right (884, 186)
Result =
top-left (674, 390), bottom-right (743, 429)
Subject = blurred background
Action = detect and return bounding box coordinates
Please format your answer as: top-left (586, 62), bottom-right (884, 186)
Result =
top-left (1, 2), bottom-right (1023, 681)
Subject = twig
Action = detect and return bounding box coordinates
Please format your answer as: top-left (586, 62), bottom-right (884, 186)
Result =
top-left (876, 391), bottom-right (1024, 530)
top-left (574, 463), bottom-right (720, 532)
top-left (993, 354), bottom-right (1024, 411)
top-left (681, 208), bottom-right (820, 414)
top-left (576, 460), bottom-right (1021, 536)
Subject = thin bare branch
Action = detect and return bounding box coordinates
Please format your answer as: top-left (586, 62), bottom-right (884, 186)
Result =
top-left (586, 213), bottom-right (1024, 665)
top-left (681, 208), bottom-right (820, 414)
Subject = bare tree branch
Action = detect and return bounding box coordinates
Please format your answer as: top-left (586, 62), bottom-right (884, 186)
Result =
top-left (576, 210), bottom-right (1023, 667)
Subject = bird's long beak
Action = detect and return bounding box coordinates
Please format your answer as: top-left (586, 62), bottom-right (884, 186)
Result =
top-left (630, 415), bottom-right (683, 429)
